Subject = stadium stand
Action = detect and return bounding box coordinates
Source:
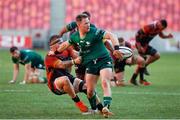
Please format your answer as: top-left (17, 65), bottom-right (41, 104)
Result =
top-left (0, 0), bottom-right (50, 29)
top-left (65, 0), bottom-right (180, 31)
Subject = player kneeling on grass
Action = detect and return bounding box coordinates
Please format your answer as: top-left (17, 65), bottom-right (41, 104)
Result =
top-left (105, 37), bottom-right (148, 86)
top-left (116, 38), bottom-right (149, 86)
top-left (9, 46), bottom-right (47, 84)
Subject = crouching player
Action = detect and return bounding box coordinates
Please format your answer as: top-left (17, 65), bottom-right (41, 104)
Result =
top-left (116, 38), bottom-right (150, 86)
top-left (9, 46), bottom-right (47, 84)
top-left (105, 37), bottom-right (148, 86)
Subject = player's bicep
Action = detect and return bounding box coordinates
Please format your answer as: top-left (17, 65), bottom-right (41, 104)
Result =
top-left (58, 41), bottom-right (71, 52)
top-left (53, 60), bottom-right (64, 69)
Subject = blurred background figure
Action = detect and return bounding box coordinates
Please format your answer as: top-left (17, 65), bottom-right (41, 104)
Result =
top-left (9, 46), bottom-right (47, 84)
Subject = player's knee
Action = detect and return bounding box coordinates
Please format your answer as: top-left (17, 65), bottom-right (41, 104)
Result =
top-left (154, 53), bottom-right (160, 60)
top-left (62, 76), bottom-right (70, 85)
top-left (138, 57), bottom-right (146, 67)
top-left (101, 79), bottom-right (109, 88)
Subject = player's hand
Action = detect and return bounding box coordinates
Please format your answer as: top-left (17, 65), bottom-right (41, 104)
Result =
top-left (48, 50), bottom-right (55, 55)
top-left (74, 57), bottom-right (82, 64)
top-left (168, 33), bottom-right (173, 38)
top-left (113, 50), bottom-right (123, 61)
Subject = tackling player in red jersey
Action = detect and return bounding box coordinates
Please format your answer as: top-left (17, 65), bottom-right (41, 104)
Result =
top-left (45, 35), bottom-right (89, 113)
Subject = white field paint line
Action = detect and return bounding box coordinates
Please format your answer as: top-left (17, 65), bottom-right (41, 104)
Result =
top-left (112, 91), bottom-right (180, 96)
top-left (0, 89), bottom-right (32, 93)
top-left (0, 90), bottom-right (180, 96)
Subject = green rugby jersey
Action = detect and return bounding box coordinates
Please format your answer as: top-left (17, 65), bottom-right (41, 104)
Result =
top-left (69, 27), bottom-right (110, 65)
top-left (12, 50), bottom-right (44, 69)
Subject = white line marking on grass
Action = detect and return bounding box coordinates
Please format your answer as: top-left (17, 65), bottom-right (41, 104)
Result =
top-left (0, 89), bottom-right (32, 93)
top-left (113, 91), bottom-right (180, 96)
top-left (1, 90), bottom-right (180, 96)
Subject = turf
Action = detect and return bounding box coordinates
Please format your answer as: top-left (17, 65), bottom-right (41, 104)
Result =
top-left (0, 50), bottom-right (180, 119)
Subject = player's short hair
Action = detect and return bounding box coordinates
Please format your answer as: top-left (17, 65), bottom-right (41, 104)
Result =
top-left (76, 14), bottom-right (88, 22)
top-left (160, 19), bottom-right (167, 28)
top-left (10, 46), bottom-right (18, 53)
top-left (82, 11), bottom-right (91, 18)
top-left (118, 37), bottom-right (125, 43)
top-left (49, 35), bottom-right (63, 46)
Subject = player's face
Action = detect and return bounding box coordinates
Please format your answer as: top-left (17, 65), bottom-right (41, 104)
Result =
top-left (50, 43), bottom-right (59, 52)
top-left (79, 18), bottom-right (90, 33)
top-left (156, 21), bottom-right (165, 30)
top-left (11, 50), bottom-right (20, 58)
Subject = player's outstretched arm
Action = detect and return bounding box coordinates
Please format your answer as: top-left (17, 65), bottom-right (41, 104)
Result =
top-left (57, 41), bottom-right (71, 53)
top-left (11, 64), bottom-right (19, 83)
top-left (159, 32), bottom-right (173, 39)
top-left (59, 27), bottom-right (68, 37)
top-left (104, 32), bottom-right (123, 60)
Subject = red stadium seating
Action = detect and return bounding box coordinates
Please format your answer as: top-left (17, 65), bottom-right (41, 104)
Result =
top-left (65, 0), bottom-right (180, 31)
top-left (0, 0), bottom-right (50, 29)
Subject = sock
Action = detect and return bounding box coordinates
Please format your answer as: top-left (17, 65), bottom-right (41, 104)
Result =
top-left (72, 95), bottom-right (80, 103)
top-left (79, 81), bottom-right (87, 94)
top-left (131, 73), bottom-right (138, 80)
top-left (103, 96), bottom-right (112, 109)
top-left (139, 68), bottom-right (145, 80)
top-left (88, 94), bottom-right (97, 110)
top-left (96, 103), bottom-right (103, 111)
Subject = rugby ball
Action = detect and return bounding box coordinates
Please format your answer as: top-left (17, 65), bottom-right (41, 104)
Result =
top-left (119, 46), bottom-right (133, 59)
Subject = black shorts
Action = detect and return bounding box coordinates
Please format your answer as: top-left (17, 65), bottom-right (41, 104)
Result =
top-left (114, 59), bottom-right (126, 73)
top-left (75, 64), bottom-right (86, 80)
top-left (48, 69), bottom-right (75, 95)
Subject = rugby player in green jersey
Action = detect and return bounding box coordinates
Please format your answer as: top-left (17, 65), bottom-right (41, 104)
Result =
top-left (55, 14), bottom-right (123, 118)
top-left (9, 46), bottom-right (46, 84)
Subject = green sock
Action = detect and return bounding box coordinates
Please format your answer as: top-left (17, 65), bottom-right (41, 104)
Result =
top-left (88, 94), bottom-right (97, 110)
top-left (103, 96), bottom-right (112, 109)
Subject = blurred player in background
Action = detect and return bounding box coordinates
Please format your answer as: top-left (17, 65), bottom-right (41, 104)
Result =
top-left (56, 14), bottom-right (122, 118)
top-left (135, 19), bottom-right (173, 76)
top-left (9, 46), bottom-right (46, 84)
top-left (105, 37), bottom-right (147, 86)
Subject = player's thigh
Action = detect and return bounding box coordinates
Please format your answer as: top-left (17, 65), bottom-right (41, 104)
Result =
top-left (54, 76), bottom-right (69, 90)
top-left (85, 73), bottom-right (98, 91)
top-left (100, 68), bottom-right (113, 81)
top-left (114, 71), bottom-right (124, 81)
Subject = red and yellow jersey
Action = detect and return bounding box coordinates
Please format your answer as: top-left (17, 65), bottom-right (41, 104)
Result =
top-left (44, 49), bottom-right (73, 90)
top-left (142, 22), bottom-right (162, 37)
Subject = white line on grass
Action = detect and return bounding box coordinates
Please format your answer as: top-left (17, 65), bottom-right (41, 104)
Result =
top-left (0, 89), bottom-right (32, 93)
top-left (0, 89), bottom-right (180, 96)
top-left (113, 91), bottom-right (180, 96)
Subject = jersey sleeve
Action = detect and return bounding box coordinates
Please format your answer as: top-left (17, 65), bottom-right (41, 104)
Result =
top-left (12, 57), bottom-right (19, 64)
top-left (45, 55), bottom-right (62, 68)
top-left (23, 56), bottom-right (31, 64)
top-left (68, 34), bottom-right (76, 45)
top-left (66, 21), bottom-right (77, 31)
top-left (95, 28), bottom-right (106, 40)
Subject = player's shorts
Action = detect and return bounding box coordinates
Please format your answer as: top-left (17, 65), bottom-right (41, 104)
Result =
top-left (85, 55), bottom-right (113, 75)
top-left (48, 69), bottom-right (75, 95)
top-left (144, 45), bottom-right (157, 56)
top-left (31, 60), bottom-right (45, 69)
top-left (75, 64), bottom-right (86, 80)
top-left (114, 59), bottom-right (126, 73)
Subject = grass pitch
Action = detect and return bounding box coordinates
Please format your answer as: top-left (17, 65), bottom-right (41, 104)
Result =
top-left (0, 50), bottom-right (180, 119)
